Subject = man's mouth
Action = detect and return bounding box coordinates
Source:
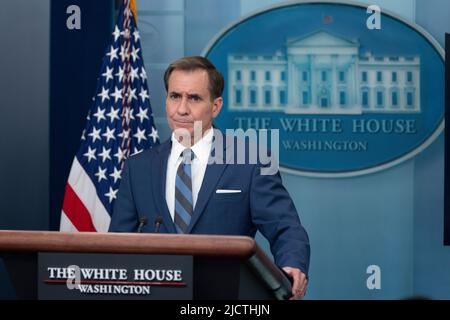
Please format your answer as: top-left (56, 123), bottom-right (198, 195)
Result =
top-left (174, 119), bottom-right (193, 124)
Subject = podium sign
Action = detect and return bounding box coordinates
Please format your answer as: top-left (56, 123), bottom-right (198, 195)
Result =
top-left (38, 253), bottom-right (193, 300)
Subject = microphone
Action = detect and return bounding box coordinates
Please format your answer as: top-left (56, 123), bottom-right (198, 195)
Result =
top-left (137, 217), bottom-right (148, 233)
top-left (154, 216), bottom-right (163, 233)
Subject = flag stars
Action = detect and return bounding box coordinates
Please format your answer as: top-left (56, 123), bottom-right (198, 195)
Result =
top-left (93, 107), bottom-right (106, 123)
top-left (88, 127), bottom-right (101, 142)
top-left (118, 128), bottom-right (131, 140)
top-left (106, 45), bottom-right (118, 62)
top-left (83, 146), bottom-right (97, 163)
top-left (121, 28), bottom-right (131, 40)
top-left (133, 30), bottom-right (140, 42)
top-left (130, 67), bottom-right (139, 82)
top-left (95, 166), bottom-right (108, 183)
top-left (114, 147), bottom-right (126, 163)
top-left (140, 68), bottom-right (147, 82)
top-left (110, 167), bottom-right (122, 183)
top-left (138, 88), bottom-right (149, 102)
top-left (129, 88), bottom-right (137, 101)
top-left (110, 86), bottom-right (123, 103)
top-left (97, 86), bottom-right (110, 103)
top-left (116, 66), bottom-right (124, 82)
top-left (136, 107), bottom-right (149, 123)
top-left (102, 66), bottom-right (114, 83)
top-left (124, 108), bottom-right (134, 124)
top-left (133, 128), bottom-right (147, 144)
top-left (102, 127), bottom-right (116, 143)
top-left (119, 44), bottom-right (130, 61)
top-left (112, 25), bottom-right (121, 42)
top-left (131, 46), bottom-right (140, 62)
top-left (98, 147), bottom-right (112, 163)
top-left (107, 107), bottom-right (120, 123)
top-left (124, 89), bottom-right (137, 103)
top-left (149, 127), bottom-right (159, 143)
top-left (105, 187), bottom-right (118, 203)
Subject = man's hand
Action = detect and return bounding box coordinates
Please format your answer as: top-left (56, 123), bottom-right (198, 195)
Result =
top-left (282, 267), bottom-right (308, 300)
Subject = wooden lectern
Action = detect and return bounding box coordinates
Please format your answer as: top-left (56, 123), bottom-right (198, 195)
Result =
top-left (0, 231), bottom-right (292, 300)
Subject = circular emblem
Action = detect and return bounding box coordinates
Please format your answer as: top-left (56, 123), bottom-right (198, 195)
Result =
top-left (204, 1), bottom-right (444, 177)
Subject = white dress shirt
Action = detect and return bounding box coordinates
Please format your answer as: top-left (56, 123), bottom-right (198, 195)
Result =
top-left (165, 129), bottom-right (213, 222)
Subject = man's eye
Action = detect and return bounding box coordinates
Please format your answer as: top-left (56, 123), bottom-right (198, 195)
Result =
top-left (170, 93), bottom-right (180, 100)
top-left (189, 96), bottom-right (200, 102)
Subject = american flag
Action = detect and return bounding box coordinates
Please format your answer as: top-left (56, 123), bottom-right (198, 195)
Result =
top-left (60, 0), bottom-right (159, 232)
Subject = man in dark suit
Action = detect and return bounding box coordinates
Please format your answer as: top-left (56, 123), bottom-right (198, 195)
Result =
top-left (109, 56), bottom-right (310, 299)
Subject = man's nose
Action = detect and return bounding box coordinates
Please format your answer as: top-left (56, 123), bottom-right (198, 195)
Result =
top-left (177, 96), bottom-right (189, 114)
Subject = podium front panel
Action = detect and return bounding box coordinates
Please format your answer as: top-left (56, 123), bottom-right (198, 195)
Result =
top-left (38, 253), bottom-right (193, 300)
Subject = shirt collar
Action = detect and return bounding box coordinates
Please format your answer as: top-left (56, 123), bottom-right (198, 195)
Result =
top-left (169, 128), bottom-right (214, 164)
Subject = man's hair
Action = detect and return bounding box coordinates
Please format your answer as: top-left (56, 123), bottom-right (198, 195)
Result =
top-left (164, 56), bottom-right (224, 100)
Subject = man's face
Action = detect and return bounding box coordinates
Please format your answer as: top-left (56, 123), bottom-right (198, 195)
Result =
top-left (166, 69), bottom-right (222, 142)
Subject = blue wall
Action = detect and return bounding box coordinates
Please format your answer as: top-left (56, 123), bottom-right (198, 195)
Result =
top-left (0, 0), bottom-right (50, 231)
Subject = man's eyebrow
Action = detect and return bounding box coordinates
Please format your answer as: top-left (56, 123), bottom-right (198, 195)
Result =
top-left (187, 93), bottom-right (202, 99)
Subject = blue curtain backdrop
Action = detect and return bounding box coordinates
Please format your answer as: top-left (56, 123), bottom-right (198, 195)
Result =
top-left (49, 0), bottom-right (114, 231)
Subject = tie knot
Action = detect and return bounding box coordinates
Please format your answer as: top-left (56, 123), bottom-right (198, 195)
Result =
top-left (181, 149), bottom-right (195, 164)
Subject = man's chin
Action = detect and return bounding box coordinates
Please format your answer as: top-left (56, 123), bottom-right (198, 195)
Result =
top-left (173, 125), bottom-right (193, 134)
top-left (172, 126), bottom-right (193, 140)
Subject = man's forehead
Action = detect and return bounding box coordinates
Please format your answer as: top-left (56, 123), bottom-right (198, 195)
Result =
top-left (168, 69), bottom-right (209, 93)
top-left (169, 69), bottom-right (208, 82)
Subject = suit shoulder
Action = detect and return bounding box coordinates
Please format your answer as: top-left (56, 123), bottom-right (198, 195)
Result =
top-left (126, 142), bottom-right (167, 165)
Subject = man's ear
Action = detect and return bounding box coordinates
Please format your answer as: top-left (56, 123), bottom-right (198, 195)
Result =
top-left (212, 97), bottom-right (223, 118)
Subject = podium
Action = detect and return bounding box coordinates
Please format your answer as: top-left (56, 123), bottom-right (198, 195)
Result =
top-left (0, 231), bottom-right (292, 300)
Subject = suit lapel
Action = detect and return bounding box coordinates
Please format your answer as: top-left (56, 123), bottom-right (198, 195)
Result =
top-left (151, 140), bottom-right (176, 233)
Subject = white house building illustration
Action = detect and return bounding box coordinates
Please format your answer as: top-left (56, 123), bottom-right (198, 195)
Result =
top-left (227, 30), bottom-right (421, 114)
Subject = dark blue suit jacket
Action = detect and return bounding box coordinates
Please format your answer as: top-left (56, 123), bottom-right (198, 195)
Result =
top-left (109, 137), bottom-right (310, 275)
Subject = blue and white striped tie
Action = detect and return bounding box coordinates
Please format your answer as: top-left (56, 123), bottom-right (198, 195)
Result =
top-left (174, 149), bottom-right (194, 233)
